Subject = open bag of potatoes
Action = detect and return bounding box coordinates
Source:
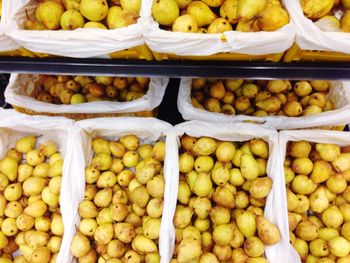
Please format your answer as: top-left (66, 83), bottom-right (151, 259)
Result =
top-left (284, 0), bottom-right (350, 53)
top-left (279, 130), bottom-right (350, 263)
top-left (3, 0), bottom-right (145, 57)
top-left (0, 109), bottom-right (78, 262)
top-left (178, 78), bottom-right (350, 130)
top-left (4, 74), bottom-right (168, 116)
top-left (165, 121), bottom-right (296, 263)
top-left (143, 0), bottom-right (295, 56)
top-left (69, 118), bottom-right (173, 263)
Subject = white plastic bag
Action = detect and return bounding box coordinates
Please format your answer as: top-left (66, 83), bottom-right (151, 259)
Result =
top-left (5, 74), bottom-right (168, 114)
top-left (0, 0), bottom-right (20, 52)
top-left (278, 129), bottom-right (350, 263)
top-left (0, 109), bottom-right (77, 262)
top-left (167, 120), bottom-right (297, 263)
top-left (178, 78), bottom-right (350, 130)
top-left (284, 0), bottom-right (350, 53)
top-left (3, 0), bottom-right (145, 58)
top-left (143, 0), bottom-right (295, 56)
top-left (74, 117), bottom-right (174, 263)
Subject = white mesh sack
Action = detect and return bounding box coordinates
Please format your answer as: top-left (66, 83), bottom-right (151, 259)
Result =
top-left (278, 129), bottom-right (350, 263)
top-left (74, 117), bottom-right (174, 263)
top-left (178, 78), bottom-right (350, 130)
top-left (3, 0), bottom-right (145, 58)
top-left (0, 0), bottom-right (20, 52)
top-left (0, 109), bottom-right (77, 262)
top-left (143, 0), bottom-right (295, 56)
top-left (284, 0), bottom-right (350, 53)
top-left (166, 120), bottom-right (297, 263)
top-left (5, 74), bottom-right (168, 114)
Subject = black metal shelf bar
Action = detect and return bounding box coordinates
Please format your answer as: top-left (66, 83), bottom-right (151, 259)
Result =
top-left (1, 58), bottom-right (350, 79)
